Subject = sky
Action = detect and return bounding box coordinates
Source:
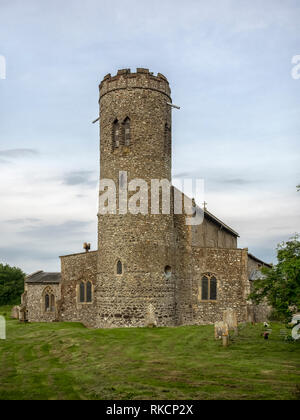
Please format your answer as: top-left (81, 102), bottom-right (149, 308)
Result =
top-left (0, 0), bottom-right (299, 273)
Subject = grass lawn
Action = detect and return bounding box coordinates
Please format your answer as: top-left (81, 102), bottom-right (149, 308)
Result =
top-left (0, 306), bottom-right (299, 400)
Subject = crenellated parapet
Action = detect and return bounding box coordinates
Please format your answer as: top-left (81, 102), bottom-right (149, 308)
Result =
top-left (99, 68), bottom-right (171, 100)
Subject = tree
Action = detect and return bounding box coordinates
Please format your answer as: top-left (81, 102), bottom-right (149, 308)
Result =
top-left (0, 263), bottom-right (25, 306)
top-left (297, 184), bottom-right (300, 192)
top-left (248, 234), bottom-right (300, 321)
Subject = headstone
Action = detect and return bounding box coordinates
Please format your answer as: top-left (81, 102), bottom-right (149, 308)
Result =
top-left (0, 315), bottom-right (5, 340)
top-left (222, 334), bottom-right (229, 347)
top-left (11, 306), bottom-right (20, 319)
top-left (18, 306), bottom-right (27, 322)
top-left (145, 303), bottom-right (157, 327)
top-left (247, 305), bottom-right (255, 323)
top-left (223, 309), bottom-right (238, 330)
top-left (214, 321), bottom-right (229, 339)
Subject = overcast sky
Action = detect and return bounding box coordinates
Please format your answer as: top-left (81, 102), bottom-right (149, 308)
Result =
top-left (0, 0), bottom-right (299, 273)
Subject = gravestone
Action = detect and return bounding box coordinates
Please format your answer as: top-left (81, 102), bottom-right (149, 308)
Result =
top-left (223, 309), bottom-right (238, 330)
top-left (0, 315), bottom-right (5, 340)
top-left (214, 321), bottom-right (229, 339)
top-left (145, 303), bottom-right (157, 327)
top-left (11, 306), bottom-right (20, 319)
top-left (18, 305), bottom-right (27, 322)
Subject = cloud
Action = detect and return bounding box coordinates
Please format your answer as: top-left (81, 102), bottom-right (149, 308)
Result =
top-left (5, 218), bottom-right (41, 224)
top-left (20, 220), bottom-right (93, 239)
top-left (219, 178), bottom-right (257, 186)
top-left (62, 170), bottom-right (97, 187)
top-left (0, 245), bottom-right (65, 274)
top-left (0, 148), bottom-right (39, 158)
top-left (173, 173), bottom-right (260, 187)
top-left (0, 245), bottom-right (58, 262)
top-left (0, 219), bottom-right (97, 273)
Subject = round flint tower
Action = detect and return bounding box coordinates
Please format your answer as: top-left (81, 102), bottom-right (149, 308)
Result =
top-left (97, 68), bottom-right (176, 327)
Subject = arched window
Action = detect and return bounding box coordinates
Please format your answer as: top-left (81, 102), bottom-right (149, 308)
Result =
top-left (123, 117), bottom-right (131, 146)
top-left (79, 281), bottom-right (85, 303)
top-left (50, 294), bottom-right (55, 312)
top-left (113, 119), bottom-right (120, 149)
top-left (201, 274), bottom-right (217, 301)
top-left (164, 123), bottom-right (171, 155)
top-left (86, 281), bottom-right (92, 303)
top-left (117, 260), bottom-right (122, 275)
top-left (78, 281), bottom-right (93, 303)
top-left (210, 276), bottom-right (217, 300)
top-left (164, 265), bottom-right (172, 279)
top-left (201, 276), bottom-right (209, 300)
top-left (43, 287), bottom-right (55, 312)
top-left (45, 294), bottom-right (50, 311)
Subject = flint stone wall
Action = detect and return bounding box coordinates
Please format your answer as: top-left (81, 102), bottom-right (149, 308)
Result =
top-left (59, 251), bottom-right (98, 327)
top-left (26, 283), bottom-right (61, 322)
top-left (175, 247), bottom-right (249, 325)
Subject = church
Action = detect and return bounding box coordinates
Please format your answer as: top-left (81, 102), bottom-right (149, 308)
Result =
top-left (18, 68), bottom-right (271, 328)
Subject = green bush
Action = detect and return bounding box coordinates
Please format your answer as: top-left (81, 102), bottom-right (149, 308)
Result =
top-left (268, 309), bottom-right (287, 322)
top-left (0, 263), bottom-right (25, 305)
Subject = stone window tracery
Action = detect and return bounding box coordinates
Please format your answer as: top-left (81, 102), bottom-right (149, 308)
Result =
top-left (78, 281), bottom-right (93, 304)
top-left (201, 273), bottom-right (217, 301)
top-left (43, 287), bottom-right (55, 312)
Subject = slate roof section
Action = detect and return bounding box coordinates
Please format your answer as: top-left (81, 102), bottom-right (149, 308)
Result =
top-left (25, 270), bottom-right (61, 284)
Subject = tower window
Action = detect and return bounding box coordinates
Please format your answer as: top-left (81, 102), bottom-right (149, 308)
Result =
top-left (201, 274), bottom-right (217, 301)
top-left (123, 117), bottom-right (131, 146)
top-left (116, 260), bottom-right (123, 275)
top-left (164, 123), bottom-right (171, 155)
top-left (113, 119), bottom-right (120, 149)
top-left (164, 265), bottom-right (172, 279)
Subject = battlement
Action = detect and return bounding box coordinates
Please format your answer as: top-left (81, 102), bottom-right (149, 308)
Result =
top-left (99, 68), bottom-right (171, 100)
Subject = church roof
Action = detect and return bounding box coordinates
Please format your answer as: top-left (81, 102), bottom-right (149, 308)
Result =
top-left (204, 209), bottom-right (240, 237)
top-left (25, 271), bottom-right (61, 284)
top-left (172, 186), bottom-right (239, 237)
top-left (248, 253), bottom-right (272, 268)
